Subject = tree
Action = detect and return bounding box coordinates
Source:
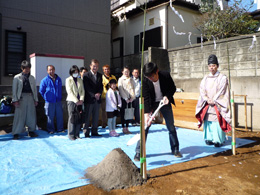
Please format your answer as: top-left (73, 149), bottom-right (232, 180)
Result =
top-left (194, 0), bottom-right (259, 40)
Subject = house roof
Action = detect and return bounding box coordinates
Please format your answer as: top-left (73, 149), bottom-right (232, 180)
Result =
top-left (250, 9), bottom-right (260, 20)
top-left (125, 0), bottom-right (199, 19)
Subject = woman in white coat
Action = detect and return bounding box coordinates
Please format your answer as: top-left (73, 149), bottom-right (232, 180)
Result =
top-left (118, 66), bottom-right (136, 134)
top-left (65, 65), bottom-right (85, 140)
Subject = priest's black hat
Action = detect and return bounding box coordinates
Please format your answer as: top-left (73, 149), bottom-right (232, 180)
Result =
top-left (208, 54), bottom-right (219, 66)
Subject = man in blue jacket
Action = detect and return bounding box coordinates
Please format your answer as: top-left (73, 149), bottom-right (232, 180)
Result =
top-left (39, 65), bottom-right (64, 134)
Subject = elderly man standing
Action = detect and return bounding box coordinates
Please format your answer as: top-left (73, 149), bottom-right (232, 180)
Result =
top-left (39, 65), bottom-right (64, 134)
top-left (101, 64), bottom-right (117, 128)
top-left (83, 59), bottom-right (103, 137)
top-left (12, 60), bottom-right (38, 140)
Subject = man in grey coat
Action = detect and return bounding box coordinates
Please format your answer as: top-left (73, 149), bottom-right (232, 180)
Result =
top-left (12, 60), bottom-right (38, 140)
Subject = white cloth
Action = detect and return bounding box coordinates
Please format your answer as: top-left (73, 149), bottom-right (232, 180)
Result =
top-left (106, 88), bottom-right (122, 112)
top-left (197, 71), bottom-right (231, 124)
top-left (153, 79), bottom-right (163, 102)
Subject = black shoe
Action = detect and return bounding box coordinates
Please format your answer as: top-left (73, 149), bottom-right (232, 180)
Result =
top-left (75, 136), bottom-right (81, 139)
top-left (28, 131), bottom-right (38, 138)
top-left (69, 136), bottom-right (76, 141)
top-left (132, 123), bottom-right (137, 126)
top-left (48, 131), bottom-right (54, 134)
top-left (134, 153), bottom-right (140, 161)
top-left (85, 133), bottom-right (91, 138)
top-left (214, 143), bottom-right (222, 147)
top-left (91, 133), bottom-right (102, 137)
top-left (13, 134), bottom-right (19, 140)
top-left (205, 140), bottom-right (214, 145)
top-left (173, 151), bottom-right (183, 158)
top-left (136, 122), bottom-right (140, 126)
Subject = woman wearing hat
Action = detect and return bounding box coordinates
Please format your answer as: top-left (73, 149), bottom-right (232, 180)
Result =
top-left (196, 54), bottom-right (231, 147)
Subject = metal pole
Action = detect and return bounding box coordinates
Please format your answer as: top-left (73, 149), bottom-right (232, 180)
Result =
top-left (244, 95), bottom-right (248, 131)
top-left (231, 91), bottom-right (236, 155)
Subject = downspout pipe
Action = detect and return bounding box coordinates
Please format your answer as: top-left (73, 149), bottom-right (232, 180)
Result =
top-left (165, 3), bottom-right (169, 50)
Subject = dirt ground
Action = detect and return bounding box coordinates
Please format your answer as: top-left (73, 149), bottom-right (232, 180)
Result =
top-left (51, 130), bottom-right (260, 195)
top-left (1, 126), bottom-right (259, 195)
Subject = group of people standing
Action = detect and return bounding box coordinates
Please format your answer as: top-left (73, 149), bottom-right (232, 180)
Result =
top-left (11, 59), bottom-right (141, 141)
top-left (11, 54), bottom-right (231, 162)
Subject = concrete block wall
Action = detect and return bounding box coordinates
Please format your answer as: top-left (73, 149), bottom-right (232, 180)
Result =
top-left (168, 32), bottom-right (260, 131)
top-left (169, 33), bottom-right (260, 79)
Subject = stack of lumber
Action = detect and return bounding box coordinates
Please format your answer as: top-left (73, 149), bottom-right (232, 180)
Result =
top-left (166, 92), bottom-right (202, 130)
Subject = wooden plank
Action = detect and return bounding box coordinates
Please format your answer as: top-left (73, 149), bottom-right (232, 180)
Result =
top-left (170, 93), bottom-right (200, 130)
top-left (172, 99), bottom-right (198, 123)
top-left (162, 119), bottom-right (203, 130)
top-left (174, 92), bottom-right (200, 100)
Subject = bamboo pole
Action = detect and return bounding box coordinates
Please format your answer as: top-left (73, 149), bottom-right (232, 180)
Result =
top-left (140, 97), bottom-right (146, 179)
top-left (231, 91), bottom-right (236, 155)
top-left (139, 1), bottom-right (147, 180)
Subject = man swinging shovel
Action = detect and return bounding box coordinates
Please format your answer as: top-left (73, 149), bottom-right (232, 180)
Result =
top-left (133, 62), bottom-right (182, 161)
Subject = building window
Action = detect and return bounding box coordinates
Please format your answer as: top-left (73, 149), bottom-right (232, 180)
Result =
top-left (149, 18), bottom-right (154, 26)
top-left (134, 35), bottom-right (139, 54)
top-left (5, 30), bottom-right (26, 75)
top-left (140, 27), bottom-right (162, 51)
top-left (112, 37), bottom-right (123, 58)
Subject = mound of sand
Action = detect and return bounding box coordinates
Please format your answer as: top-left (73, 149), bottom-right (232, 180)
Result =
top-left (84, 148), bottom-right (143, 191)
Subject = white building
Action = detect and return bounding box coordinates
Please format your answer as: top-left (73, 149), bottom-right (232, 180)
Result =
top-left (111, 0), bottom-right (228, 59)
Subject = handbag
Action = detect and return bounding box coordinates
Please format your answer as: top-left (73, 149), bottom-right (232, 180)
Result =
top-left (124, 103), bottom-right (134, 120)
top-left (70, 104), bottom-right (82, 124)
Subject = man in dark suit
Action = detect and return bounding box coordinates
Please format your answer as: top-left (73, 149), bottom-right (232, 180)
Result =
top-left (83, 59), bottom-right (103, 137)
top-left (134, 62), bottom-right (182, 161)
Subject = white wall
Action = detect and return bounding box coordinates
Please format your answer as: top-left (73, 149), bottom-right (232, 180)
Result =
top-left (112, 4), bottom-right (201, 56)
top-left (30, 54), bottom-right (84, 86)
top-left (167, 6), bottom-right (201, 49)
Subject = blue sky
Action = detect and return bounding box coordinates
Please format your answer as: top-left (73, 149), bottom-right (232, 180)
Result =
top-left (227, 0), bottom-right (258, 11)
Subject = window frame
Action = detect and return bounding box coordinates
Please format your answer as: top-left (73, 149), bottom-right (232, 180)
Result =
top-left (5, 30), bottom-right (26, 76)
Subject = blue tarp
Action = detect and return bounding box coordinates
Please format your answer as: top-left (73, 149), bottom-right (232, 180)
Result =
top-left (0, 125), bottom-right (254, 194)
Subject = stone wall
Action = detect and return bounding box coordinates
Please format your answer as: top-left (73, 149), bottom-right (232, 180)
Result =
top-left (169, 33), bottom-right (260, 79)
top-left (168, 32), bottom-right (260, 131)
